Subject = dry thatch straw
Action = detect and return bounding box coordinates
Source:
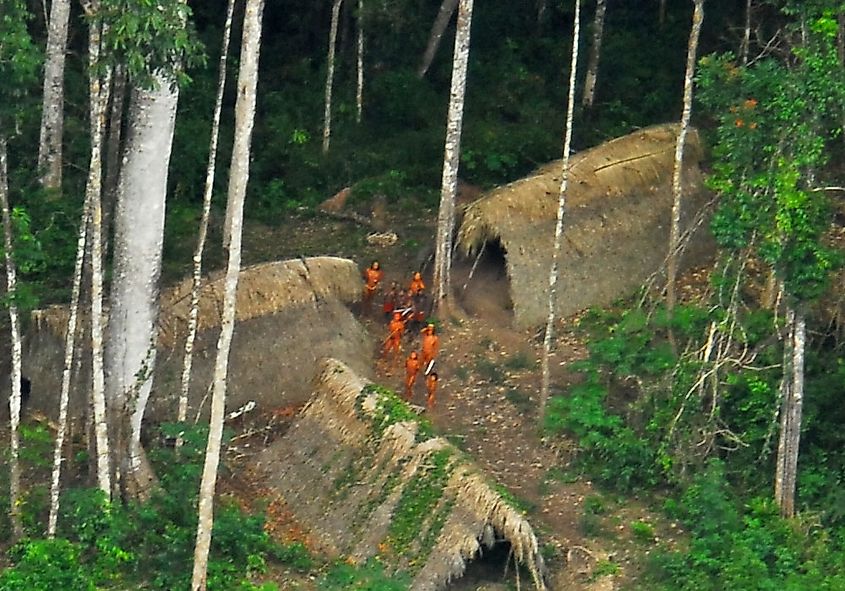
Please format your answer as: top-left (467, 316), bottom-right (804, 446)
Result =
top-left (23, 257), bottom-right (370, 421)
top-left (31, 256), bottom-right (362, 349)
top-left (457, 123), bottom-right (711, 327)
top-left (255, 358), bottom-right (547, 591)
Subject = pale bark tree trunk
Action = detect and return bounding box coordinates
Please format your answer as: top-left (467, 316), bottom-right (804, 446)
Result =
top-left (540, 0), bottom-right (581, 419)
top-left (106, 74), bottom-right (180, 501)
top-left (84, 9), bottom-right (113, 500)
top-left (178, 0), bottom-right (236, 451)
top-left (103, 64), bottom-right (126, 248)
top-left (37, 0), bottom-right (71, 191)
top-left (322, 0), bottom-right (343, 154)
top-left (433, 0), bottom-right (474, 315)
top-left (191, 1), bottom-right (264, 588)
top-left (356, 0), bottom-right (364, 123)
top-left (417, 0), bottom-right (458, 79)
top-left (666, 0), bottom-right (704, 318)
top-left (536, 0), bottom-right (547, 32)
top-left (47, 200), bottom-right (89, 537)
top-left (741, 0), bottom-right (752, 66)
top-left (1, 137), bottom-right (24, 541)
top-left (581, 0), bottom-right (607, 109)
top-left (774, 307), bottom-right (805, 518)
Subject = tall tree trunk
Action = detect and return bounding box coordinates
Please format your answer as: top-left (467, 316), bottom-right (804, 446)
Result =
top-left (37, 0), bottom-right (71, 192)
top-left (191, 0), bottom-right (264, 587)
top-left (659, 0), bottom-right (666, 27)
top-left (321, 0), bottom-right (343, 154)
top-left (106, 75), bottom-right (179, 501)
top-left (417, 0), bottom-right (459, 79)
top-left (741, 0), bottom-right (752, 66)
top-left (433, 0), bottom-right (474, 315)
top-left (178, 0), bottom-right (236, 450)
top-left (355, 0), bottom-right (364, 123)
top-left (84, 9), bottom-right (113, 500)
top-left (540, 0), bottom-right (581, 420)
top-left (102, 64), bottom-right (126, 251)
top-left (581, 0), bottom-right (607, 109)
top-left (47, 199), bottom-right (89, 536)
top-left (1, 137), bottom-right (24, 541)
top-left (775, 307), bottom-right (805, 518)
top-left (666, 0), bottom-right (704, 321)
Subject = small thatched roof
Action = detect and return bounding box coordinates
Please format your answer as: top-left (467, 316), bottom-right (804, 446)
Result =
top-left (255, 359), bottom-right (547, 591)
top-left (457, 123), bottom-right (712, 327)
top-left (22, 257), bottom-right (371, 421)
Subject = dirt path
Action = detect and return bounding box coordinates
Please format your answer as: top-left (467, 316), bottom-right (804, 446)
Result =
top-left (367, 254), bottom-right (615, 589)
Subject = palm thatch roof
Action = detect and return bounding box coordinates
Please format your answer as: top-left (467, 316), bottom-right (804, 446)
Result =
top-left (255, 358), bottom-right (547, 591)
top-left (23, 257), bottom-right (372, 421)
top-left (457, 123), bottom-right (712, 327)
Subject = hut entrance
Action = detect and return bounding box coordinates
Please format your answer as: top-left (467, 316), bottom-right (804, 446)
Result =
top-left (448, 537), bottom-right (529, 590)
top-left (456, 238), bottom-right (513, 323)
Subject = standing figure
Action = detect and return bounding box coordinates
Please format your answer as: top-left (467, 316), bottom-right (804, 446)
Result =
top-left (362, 260), bottom-right (384, 314)
top-left (409, 271), bottom-right (425, 296)
top-left (382, 311), bottom-right (405, 363)
top-left (404, 351), bottom-right (422, 401)
top-left (421, 323), bottom-right (440, 374)
top-left (382, 281), bottom-right (400, 319)
top-left (425, 372), bottom-right (438, 410)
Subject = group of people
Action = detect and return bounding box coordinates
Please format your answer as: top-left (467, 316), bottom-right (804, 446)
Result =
top-left (361, 261), bottom-right (440, 410)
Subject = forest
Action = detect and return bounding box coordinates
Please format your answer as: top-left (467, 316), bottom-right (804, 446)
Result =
top-left (1, 0), bottom-right (844, 589)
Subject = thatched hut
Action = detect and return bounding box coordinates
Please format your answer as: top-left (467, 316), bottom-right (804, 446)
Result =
top-left (457, 123), bottom-right (713, 328)
top-left (255, 358), bottom-right (547, 591)
top-left (20, 257), bottom-right (372, 422)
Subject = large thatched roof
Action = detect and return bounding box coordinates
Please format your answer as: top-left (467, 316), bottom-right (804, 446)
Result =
top-left (457, 123), bottom-right (712, 327)
top-left (256, 359), bottom-right (547, 591)
top-left (22, 257), bottom-right (372, 421)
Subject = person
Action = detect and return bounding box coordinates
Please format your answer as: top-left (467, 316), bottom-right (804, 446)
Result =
top-left (404, 351), bottom-right (422, 401)
top-left (409, 271), bottom-right (425, 297)
top-left (425, 372), bottom-right (438, 410)
top-left (421, 323), bottom-right (439, 372)
top-left (382, 311), bottom-right (405, 363)
top-left (362, 260), bottom-right (384, 314)
top-left (382, 281), bottom-right (400, 318)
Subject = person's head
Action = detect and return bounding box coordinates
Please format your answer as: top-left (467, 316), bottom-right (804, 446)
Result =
top-left (413, 271), bottom-right (422, 280)
top-left (371, 261), bottom-right (380, 270)
top-left (429, 372), bottom-right (438, 381)
top-left (410, 351), bottom-right (418, 359)
top-left (425, 323), bottom-right (436, 334)
top-left (393, 311), bottom-right (402, 320)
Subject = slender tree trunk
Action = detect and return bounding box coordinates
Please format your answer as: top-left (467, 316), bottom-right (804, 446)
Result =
top-left (322, 0), bottom-right (343, 154)
top-left (37, 0), bottom-right (71, 192)
top-left (84, 11), bottom-right (113, 500)
top-left (666, 0), bottom-right (704, 319)
top-left (417, 0), bottom-right (459, 79)
top-left (191, 1), bottom-right (264, 587)
top-left (106, 74), bottom-right (180, 501)
top-left (356, 0), bottom-right (364, 123)
top-left (838, 13), bottom-right (844, 65)
top-left (659, 0), bottom-right (666, 27)
top-left (1, 137), bottom-right (23, 541)
top-left (741, 0), bottom-right (752, 66)
top-left (47, 200), bottom-right (89, 537)
top-left (540, 0), bottom-right (581, 419)
top-left (536, 0), bottom-right (547, 32)
top-left (775, 307), bottom-right (805, 518)
top-left (581, 0), bottom-right (607, 109)
top-left (103, 64), bottom-right (126, 249)
top-left (433, 0), bottom-right (474, 315)
top-left (178, 0), bottom-right (236, 450)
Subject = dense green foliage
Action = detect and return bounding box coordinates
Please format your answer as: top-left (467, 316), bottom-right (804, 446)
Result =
top-left (1, 425), bottom-right (311, 590)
